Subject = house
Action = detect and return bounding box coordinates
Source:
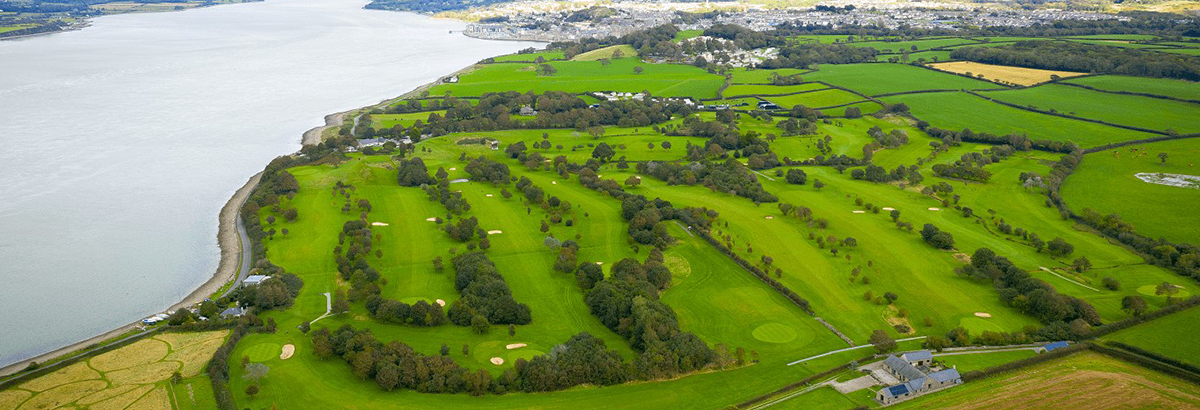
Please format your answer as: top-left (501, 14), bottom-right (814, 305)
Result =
top-left (221, 307), bottom-right (246, 317)
top-left (901, 350), bottom-right (934, 367)
top-left (875, 351), bottom-right (961, 405)
top-left (757, 100), bottom-right (782, 110)
top-left (242, 275), bottom-right (271, 286)
top-left (489, 140), bottom-right (500, 150)
top-left (519, 105), bottom-right (538, 116)
top-left (356, 138), bottom-right (391, 148)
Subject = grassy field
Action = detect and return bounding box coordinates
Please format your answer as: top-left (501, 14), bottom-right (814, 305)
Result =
top-left (0, 330), bottom-right (226, 410)
top-left (370, 110), bottom-right (445, 130)
top-left (571, 45), bottom-right (638, 61)
top-left (880, 91), bottom-right (1159, 147)
top-left (934, 349), bottom-right (1038, 373)
top-left (491, 50), bottom-right (566, 63)
top-left (763, 88), bottom-right (866, 109)
top-left (1103, 306), bottom-right (1200, 368)
top-left (929, 61), bottom-right (1085, 86)
top-left (891, 351), bottom-right (1200, 409)
top-left (427, 59), bottom-right (724, 98)
top-left (804, 63), bottom-right (997, 96)
top-left (818, 101), bottom-right (883, 117)
top-left (979, 84), bottom-right (1200, 133)
top-left (673, 29), bottom-right (704, 42)
top-left (728, 68), bottom-right (808, 84)
top-left (875, 50), bottom-right (953, 63)
top-left (1065, 75), bottom-right (1200, 101)
top-left (1061, 138), bottom-right (1200, 245)
top-left (723, 83), bottom-right (827, 97)
top-left (846, 37), bottom-right (981, 53)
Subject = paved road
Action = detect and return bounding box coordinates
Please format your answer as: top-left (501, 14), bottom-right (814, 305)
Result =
top-left (787, 336), bottom-right (928, 366)
top-left (219, 213), bottom-right (253, 299)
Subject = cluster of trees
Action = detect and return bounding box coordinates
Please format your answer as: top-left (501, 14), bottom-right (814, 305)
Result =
top-left (920, 125), bottom-right (1077, 154)
top-left (421, 168), bottom-right (472, 216)
top-left (957, 248), bottom-right (1101, 327)
top-left (931, 162), bottom-right (993, 182)
top-left (950, 41), bottom-right (1200, 81)
top-left (582, 255), bottom-right (717, 378)
top-left (365, 295), bottom-right (447, 326)
top-left (335, 219), bottom-right (383, 301)
top-left (760, 42), bottom-right (878, 69)
top-left (230, 260), bottom-right (304, 311)
top-left (637, 159), bottom-right (778, 204)
top-left (443, 216), bottom-right (480, 242)
top-left (397, 157), bottom-right (435, 187)
top-left (619, 195), bottom-right (678, 246)
top-left (920, 224), bottom-right (955, 250)
top-left (851, 164), bottom-right (922, 185)
top-left (447, 252), bottom-right (532, 327)
top-left (464, 155), bottom-right (510, 185)
top-left (1077, 208), bottom-right (1200, 279)
top-left (310, 325), bottom-right (482, 393)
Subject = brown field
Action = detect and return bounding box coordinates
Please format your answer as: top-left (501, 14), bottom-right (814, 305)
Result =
top-left (164, 337), bottom-right (226, 377)
top-left (1, 330), bottom-right (227, 410)
top-left (929, 61), bottom-right (1086, 86)
top-left (88, 385), bottom-right (154, 410)
top-left (893, 351), bottom-right (1200, 410)
top-left (106, 361), bottom-right (181, 386)
top-left (125, 386), bottom-right (170, 410)
top-left (89, 338), bottom-right (169, 372)
top-left (17, 362), bottom-right (98, 392)
top-left (76, 384), bottom-right (141, 406)
top-left (17, 380), bottom-right (107, 410)
top-left (0, 390), bottom-right (31, 410)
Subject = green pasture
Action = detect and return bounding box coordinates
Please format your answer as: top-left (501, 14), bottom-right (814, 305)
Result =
top-left (673, 29), bottom-right (703, 42)
top-left (818, 101), bottom-right (883, 117)
top-left (427, 59), bottom-right (724, 98)
top-left (728, 67), bottom-right (808, 84)
top-left (979, 84), bottom-right (1200, 134)
top-left (880, 91), bottom-right (1158, 148)
top-left (763, 88), bottom-right (866, 109)
top-left (491, 49), bottom-right (566, 63)
top-left (1065, 75), bottom-right (1200, 101)
top-left (804, 63), bottom-right (996, 96)
top-left (935, 349), bottom-right (1037, 373)
top-left (846, 37), bottom-right (980, 53)
top-left (1061, 138), bottom-right (1200, 245)
top-left (571, 45), bottom-right (638, 61)
top-left (875, 50), bottom-right (953, 63)
top-left (723, 83), bottom-right (827, 97)
top-left (370, 110), bottom-right (444, 130)
top-left (1104, 305), bottom-right (1200, 368)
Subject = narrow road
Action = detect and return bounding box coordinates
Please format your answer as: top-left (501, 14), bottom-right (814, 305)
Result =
top-left (219, 213), bottom-right (253, 299)
top-left (787, 336), bottom-right (927, 366)
top-left (310, 292), bottom-right (334, 325)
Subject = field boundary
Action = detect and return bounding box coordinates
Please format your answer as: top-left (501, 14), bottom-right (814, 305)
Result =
top-left (0, 327), bottom-right (162, 389)
top-left (964, 90), bottom-right (1168, 136)
top-left (1055, 81), bottom-right (1200, 105)
top-left (1081, 132), bottom-right (1200, 154)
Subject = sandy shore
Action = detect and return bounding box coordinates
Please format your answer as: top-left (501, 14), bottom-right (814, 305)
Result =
top-left (0, 172), bottom-right (261, 378)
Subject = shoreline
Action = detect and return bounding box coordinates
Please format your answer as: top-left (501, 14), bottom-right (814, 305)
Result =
top-left (0, 172), bottom-right (262, 378)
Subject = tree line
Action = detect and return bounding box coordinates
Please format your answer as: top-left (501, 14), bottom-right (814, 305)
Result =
top-left (950, 41), bottom-right (1200, 81)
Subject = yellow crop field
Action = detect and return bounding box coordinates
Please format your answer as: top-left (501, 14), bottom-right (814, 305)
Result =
top-left (929, 61), bottom-right (1086, 86)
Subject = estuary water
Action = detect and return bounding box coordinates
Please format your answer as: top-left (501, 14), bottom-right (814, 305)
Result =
top-left (0, 0), bottom-right (536, 367)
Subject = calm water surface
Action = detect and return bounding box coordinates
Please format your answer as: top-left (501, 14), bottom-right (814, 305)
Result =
top-left (0, 0), bottom-right (535, 367)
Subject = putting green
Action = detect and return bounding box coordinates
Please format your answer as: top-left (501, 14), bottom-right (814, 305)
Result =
top-left (244, 342), bottom-right (281, 363)
top-left (508, 349), bottom-right (545, 363)
top-left (400, 296), bottom-right (435, 305)
top-left (958, 317), bottom-right (1004, 334)
top-left (752, 323), bottom-right (798, 343)
top-left (1136, 284), bottom-right (1191, 299)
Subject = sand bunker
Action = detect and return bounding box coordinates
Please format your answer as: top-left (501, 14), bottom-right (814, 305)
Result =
top-left (449, 167), bottom-right (457, 171)
top-left (425, 217), bottom-right (437, 222)
top-left (974, 312), bottom-right (992, 318)
top-left (882, 207), bottom-right (895, 211)
top-left (551, 181), bottom-right (557, 184)
top-left (371, 222), bottom-right (389, 226)
top-left (488, 230), bottom-right (503, 234)
top-left (490, 357), bottom-right (505, 365)
top-left (506, 343), bottom-right (527, 350)
top-left (435, 299), bottom-right (446, 307)
top-left (928, 207), bottom-right (940, 211)
top-left (765, 216), bottom-right (774, 219)
top-left (280, 344), bottom-right (295, 360)
top-left (595, 262), bottom-right (604, 265)
top-left (486, 194), bottom-right (494, 197)
top-left (852, 210), bottom-right (866, 214)
top-left (1135, 172), bottom-right (1200, 189)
